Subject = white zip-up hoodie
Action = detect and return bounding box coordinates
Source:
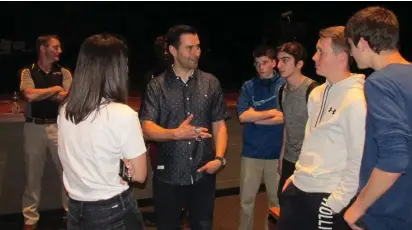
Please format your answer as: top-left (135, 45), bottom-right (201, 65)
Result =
top-left (292, 74), bottom-right (366, 213)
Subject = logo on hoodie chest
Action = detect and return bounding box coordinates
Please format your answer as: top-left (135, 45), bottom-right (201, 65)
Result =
top-left (314, 103), bottom-right (338, 128)
top-left (252, 95), bottom-right (277, 107)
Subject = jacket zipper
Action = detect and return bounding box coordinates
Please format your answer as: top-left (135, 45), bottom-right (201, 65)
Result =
top-left (314, 85), bottom-right (331, 127)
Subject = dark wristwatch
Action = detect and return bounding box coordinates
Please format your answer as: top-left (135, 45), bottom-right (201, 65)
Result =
top-left (214, 157), bottom-right (226, 166)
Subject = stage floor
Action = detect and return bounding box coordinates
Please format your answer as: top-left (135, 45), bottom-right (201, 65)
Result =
top-left (0, 93), bottom-right (265, 230)
top-left (0, 93), bottom-right (239, 114)
top-left (0, 191), bottom-right (277, 230)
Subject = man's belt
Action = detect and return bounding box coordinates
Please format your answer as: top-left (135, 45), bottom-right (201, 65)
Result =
top-left (25, 117), bottom-right (57, 124)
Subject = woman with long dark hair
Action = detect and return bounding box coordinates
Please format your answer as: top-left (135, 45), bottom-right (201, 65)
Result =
top-left (57, 34), bottom-right (147, 229)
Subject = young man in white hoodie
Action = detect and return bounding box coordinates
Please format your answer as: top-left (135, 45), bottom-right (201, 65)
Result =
top-left (277, 26), bottom-right (367, 230)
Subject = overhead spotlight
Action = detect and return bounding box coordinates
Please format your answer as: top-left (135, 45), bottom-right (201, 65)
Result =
top-left (281, 11), bottom-right (293, 23)
top-left (281, 11), bottom-right (292, 18)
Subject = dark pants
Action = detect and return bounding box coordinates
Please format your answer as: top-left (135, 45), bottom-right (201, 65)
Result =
top-left (277, 159), bottom-right (296, 206)
top-left (277, 183), bottom-right (351, 230)
top-left (67, 189), bottom-right (145, 230)
top-left (153, 174), bottom-right (216, 230)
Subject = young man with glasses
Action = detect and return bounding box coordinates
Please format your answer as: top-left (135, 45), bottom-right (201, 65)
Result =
top-left (237, 46), bottom-right (285, 230)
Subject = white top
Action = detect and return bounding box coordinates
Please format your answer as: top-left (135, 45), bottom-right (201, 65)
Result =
top-left (57, 102), bottom-right (146, 201)
top-left (292, 74), bottom-right (367, 213)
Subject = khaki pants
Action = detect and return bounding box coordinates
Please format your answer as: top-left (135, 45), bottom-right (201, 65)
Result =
top-left (239, 157), bottom-right (279, 230)
top-left (22, 122), bottom-right (68, 225)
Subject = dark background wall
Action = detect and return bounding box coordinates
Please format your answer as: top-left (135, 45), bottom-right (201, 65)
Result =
top-left (0, 2), bottom-right (410, 95)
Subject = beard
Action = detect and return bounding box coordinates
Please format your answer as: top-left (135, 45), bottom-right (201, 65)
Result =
top-left (179, 57), bottom-right (198, 69)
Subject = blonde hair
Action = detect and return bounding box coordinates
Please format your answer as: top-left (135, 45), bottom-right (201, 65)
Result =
top-left (319, 26), bottom-right (350, 55)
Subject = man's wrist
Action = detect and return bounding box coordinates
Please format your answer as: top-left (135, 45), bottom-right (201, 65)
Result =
top-left (214, 156), bottom-right (226, 166)
top-left (213, 159), bottom-right (222, 167)
top-left (52, 86), bottom-right (62, 93)
top-left (352, 198), bottom-right (368, 212)
top-left (264, 110), bottom-right (274, 118)
top-left (170, 128), bottom-right (179, 141)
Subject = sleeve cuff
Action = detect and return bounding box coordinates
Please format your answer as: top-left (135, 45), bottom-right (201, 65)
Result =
top-left (326, 194), bottom-right (346, 213)
top-left (138, 116), bottom-right (158, 123)
top-left (212, 114), bottom-right (231, 122)
top-left (124, 147), bottom-right (147, 160)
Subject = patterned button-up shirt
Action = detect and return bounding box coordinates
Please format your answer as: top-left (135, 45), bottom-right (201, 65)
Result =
top-left (139, 68), bottom-right (230, 185)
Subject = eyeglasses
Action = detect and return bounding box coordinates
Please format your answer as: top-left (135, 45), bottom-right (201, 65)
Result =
top-left (253, 60), bottom-right (270, 67)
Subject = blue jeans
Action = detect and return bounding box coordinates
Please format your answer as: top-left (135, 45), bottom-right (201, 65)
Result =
top-left (67, 189), bottom-right (145, 230)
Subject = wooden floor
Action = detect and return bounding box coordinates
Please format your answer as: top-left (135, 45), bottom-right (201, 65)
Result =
top-left (0, 93), bottom-right (276, 230)
top-left (0, 191), bottom-right (277, 230)
top-left (0, 93), bottom-right (239, 114)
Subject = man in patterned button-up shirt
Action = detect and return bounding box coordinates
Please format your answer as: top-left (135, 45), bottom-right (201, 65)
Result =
top-left (139, 24), bottom-right (230, 230)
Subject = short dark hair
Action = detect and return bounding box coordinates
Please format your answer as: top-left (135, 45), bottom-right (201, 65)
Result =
top-left (64, 34), bottom-right (129, 124)
top-left (276, 41), bottom-right (307, 64)
top-left (165, 25), bottom-right (198, 49)
top-left (345, 6), bottom-right (399, 54)
top-left (253, 46), bottom-right (276, 60)
top-left (154, 35), bottom-right (167, 58)
top-left (36, 34), bottom-right (59, 56)
top-left (154, 35), bottom-right (172, 65)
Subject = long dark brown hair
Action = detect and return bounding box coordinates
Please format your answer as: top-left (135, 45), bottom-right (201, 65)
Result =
top-left (64, 34), bottom-right (129, 124)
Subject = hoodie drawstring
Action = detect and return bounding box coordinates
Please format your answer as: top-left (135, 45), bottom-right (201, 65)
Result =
top-left (314, 85), bottom-right (331, 127)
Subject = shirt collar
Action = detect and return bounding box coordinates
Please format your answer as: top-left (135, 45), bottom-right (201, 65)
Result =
top-left (32, 62), bottom-right (60, 74)
top-left (166, 65), bottom-right (197, 83)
